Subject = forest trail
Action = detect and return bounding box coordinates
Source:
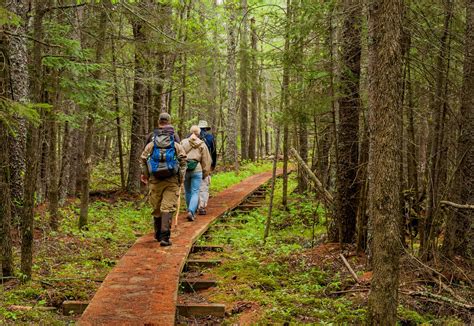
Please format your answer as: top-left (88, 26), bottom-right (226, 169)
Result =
top-left (79, 170), bottom-right (282, 326)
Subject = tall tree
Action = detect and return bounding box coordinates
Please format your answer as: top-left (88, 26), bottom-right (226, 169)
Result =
top-left (248, 17), bottom-right (258, 161)
top-left (79, 7), bottom-right (107, 228)
top-left (281, 0), bottom-right (292, 208)
top-left (335, 0), bottom-right (362, 244)
top-left (366, 0), bottom-right (404, 324)
top-left (127, 13), bottom-right (146, 194)
top-left (21, 0), bottom-right (48, 279)
top-left (6, 0), bottom-right (28, 227)
top-left (0, 123), bottom-right (13, 277)
top-left (239, 0), bottom-right (249, 160)
top-left (225, 1), bottom-right (239, 171)
top-left (442, 0), bottom-right (474, 258)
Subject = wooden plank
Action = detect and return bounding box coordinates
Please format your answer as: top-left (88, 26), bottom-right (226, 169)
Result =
top-left (180, 279), bottom-right (217, 292)
top-left (212, 224), bottom-right (243, 229)
top-left (184, 259), bottom-right (222, 271)
top-left (191, 245), bottom-right (224, 253)
top-left (237, 205), bottom-right (261, 210)
top-left (62, 300), bottom-right (89, 315)
top-left (177, 303), bottom-right (226, 317)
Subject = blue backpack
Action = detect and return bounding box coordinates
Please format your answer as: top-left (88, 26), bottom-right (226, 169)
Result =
top-left (147, 129), bottom-right (179, 179)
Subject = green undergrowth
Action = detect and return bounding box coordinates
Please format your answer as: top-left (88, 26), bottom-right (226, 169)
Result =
top-left (199, 177), bottom-right (368, 324)
top-left (198, 176), bottom-right (459, 325)
top-left (1, 162), bottom-right (272, 324)
top-left (0, 199), bottom-right (151, 325)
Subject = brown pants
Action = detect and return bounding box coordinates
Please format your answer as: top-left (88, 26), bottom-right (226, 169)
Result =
top-left (149, 177), bottom-right (180, 216)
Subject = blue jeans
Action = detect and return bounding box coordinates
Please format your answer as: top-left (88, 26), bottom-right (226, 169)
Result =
top-left (184, 170), bottom-right (203, 216)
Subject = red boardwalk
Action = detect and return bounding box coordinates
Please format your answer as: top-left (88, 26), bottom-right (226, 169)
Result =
top-left (79, 170), bottom-right (277, 326)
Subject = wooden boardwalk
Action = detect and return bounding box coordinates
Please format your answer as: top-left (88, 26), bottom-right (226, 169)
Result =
top-left (79, 170), bottom-right (278, 326)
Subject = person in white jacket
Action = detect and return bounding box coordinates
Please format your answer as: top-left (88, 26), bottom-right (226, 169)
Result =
top-left (180, 125), bottom-right (212, 221)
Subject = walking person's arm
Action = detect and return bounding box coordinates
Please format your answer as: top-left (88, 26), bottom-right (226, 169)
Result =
top-left (139, 143), bottom-right (153, 184)
top-left (175, 143), bottom-right (187, 185)
top-left (200, 144), bottom-right (212, 179)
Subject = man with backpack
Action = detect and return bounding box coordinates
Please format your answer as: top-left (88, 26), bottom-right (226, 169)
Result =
top-left (140, 113), bottom-right (187, 246)
top-left (196, 120), bottom-right (217, 215)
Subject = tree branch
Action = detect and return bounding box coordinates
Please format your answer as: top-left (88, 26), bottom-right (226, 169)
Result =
top-left (440, 200), bottom-right (474, 210)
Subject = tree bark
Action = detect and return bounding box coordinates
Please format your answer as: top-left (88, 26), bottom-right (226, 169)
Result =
top-left (335, 0), bottom-right (362, 244)
top-left (367, 0), bottom-right (404, 324)
top-left (48, 107), bottom-right (59, 230)
top-left (6, 0), bottom-right (29, 227)
top-left (442, 0), bottom-right (474, 258)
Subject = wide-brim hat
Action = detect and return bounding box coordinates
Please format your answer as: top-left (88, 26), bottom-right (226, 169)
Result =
top-left (198, 120), bottom-right (210, 129)
top-left (159, 112), bottom-right (171, 122)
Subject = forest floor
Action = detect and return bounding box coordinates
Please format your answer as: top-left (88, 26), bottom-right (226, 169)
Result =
top-left (176, 176), bottom-right (473, 325)
top-left (0, 162), bottom-right (472, 325)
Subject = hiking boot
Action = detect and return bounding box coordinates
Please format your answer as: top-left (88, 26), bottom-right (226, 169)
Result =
top-left (186, 211), bottom-right (195, 221)
top-left (198, 208), bottom-right (207, 215)
top-left (160, 213), bottom-right (172, 246)
top-left (160, 238), bottom-right (172, 246)
top-left (153, 216), bottom-right (162, 241)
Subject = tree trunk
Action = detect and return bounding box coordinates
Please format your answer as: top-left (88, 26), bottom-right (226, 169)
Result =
top-left (0, 33), bottom-right (13, 277)
top-left (367, 0), bottom-right (404, 324)
top-left (127, 19), bottom-right (146, 194)
top-left (0, 124), bottom-right (14, 277)
top-left (48, 108), bottom-right (59, 230)
top-left (224, 2), bottom-right (239, 171)
top-left (356, 115), bottom-right (369, 252)
top-left (6, 0), bottom-right (29, 227)
top-left (281, 0), bottom-right (291, 209)
top-left (442, 0), bottom-right (474, 258)
top-left (248, 17), bottom-right (258, 162)
top-left (79, 9), bottom-right (107, 228)
top-left (58, 117), bottom-right (72, 204)
top-left (19, 0), bottom-right (49, 280)
top-left (239, 0), bottom-right (249, 160)
top-left (264, 127), bottom-right (280, 241)
top-left (335, 0), bottom-right (362, 244)
top-left (111, 34), bottom-right (126, 190)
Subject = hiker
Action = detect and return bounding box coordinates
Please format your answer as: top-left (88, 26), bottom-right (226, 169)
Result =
top-left (197, 120), bottom-right (217, 215)
top-left (144, 112), bottom-right (181, 145)
top-left (140, 113), bottom-right (187, 246)
top-left (180, 125), bottom-right (212, 221)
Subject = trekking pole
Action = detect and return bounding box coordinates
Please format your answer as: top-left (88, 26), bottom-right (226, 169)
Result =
top-left (173, 185), bottom-right (182, 228)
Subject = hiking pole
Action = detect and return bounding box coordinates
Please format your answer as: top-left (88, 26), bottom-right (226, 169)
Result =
top-left (173, 185), bottom-right (182, 229)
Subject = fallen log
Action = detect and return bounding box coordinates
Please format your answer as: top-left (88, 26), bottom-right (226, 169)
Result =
top-left (404, 291), bottom-right (474, 310)
top-left (339, 254), bottom-right (360, 284)
top-left (289, 147), bottom-right (334, 207)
